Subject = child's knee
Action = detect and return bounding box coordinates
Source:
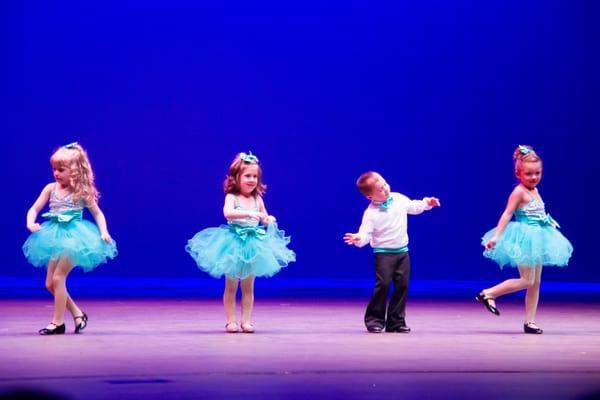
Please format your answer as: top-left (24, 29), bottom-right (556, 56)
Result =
top-left (522, 276), bottom-right (536, 289)
top-left (224, 286), bottom-right (237, 295)
top-left (241, 285), bottom-right (254, 297)
top-left (51, 274), bottom-right (65, 287)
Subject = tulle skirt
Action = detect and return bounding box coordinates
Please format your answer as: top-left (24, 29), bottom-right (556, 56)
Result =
top-left (22, 219), bottom-right (118, 272)
top-left (185, 223), bottom-right (295, 279)
top-left (482, 221), bottom-right (573, 268)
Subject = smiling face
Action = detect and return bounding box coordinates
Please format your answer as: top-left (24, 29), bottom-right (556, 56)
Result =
top-left (238, 164), bottom-right (259, 196)
top-left (516, 160), bottom-right (542, 190)
top-left (366, 174), bottom-right (391, 202)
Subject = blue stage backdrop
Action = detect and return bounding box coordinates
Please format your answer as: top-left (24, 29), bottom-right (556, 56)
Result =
top-left (1, 2), bottom-right (598, 284)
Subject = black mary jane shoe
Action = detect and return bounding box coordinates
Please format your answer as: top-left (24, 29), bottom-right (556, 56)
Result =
top-left (74, 312), bottom-right (88, 334)
top-left (476, 292), bottom-right (500, 316)
top-left (367, 326), bottom-right (384, 333)
top-left (523, 322), bottom-right (543, 334)
top-left (39, 323), bottom-right (66, 335)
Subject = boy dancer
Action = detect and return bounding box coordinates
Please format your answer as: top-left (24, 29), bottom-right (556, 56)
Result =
top-left (344, 172), bottom-right (440, 333)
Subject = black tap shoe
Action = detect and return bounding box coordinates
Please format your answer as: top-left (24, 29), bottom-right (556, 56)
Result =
top-left (74, 312), bottom-right (88, 334)
top-left (523, 322), bottom-right (543, 334)
top-left (476, 292), bottom-right (500, 316)
top-left (39, 323), bottom-right (66, 335)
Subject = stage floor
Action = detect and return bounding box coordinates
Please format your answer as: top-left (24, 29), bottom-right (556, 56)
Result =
top-left (1, 298), bottom-right (599, 400)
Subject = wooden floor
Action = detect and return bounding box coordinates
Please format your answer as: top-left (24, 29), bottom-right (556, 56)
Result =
top-left (1, 298), bottom-right (599, 399)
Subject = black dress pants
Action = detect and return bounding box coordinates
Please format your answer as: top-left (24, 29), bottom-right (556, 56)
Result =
top-left (364, 252), bottom-right (410, 331)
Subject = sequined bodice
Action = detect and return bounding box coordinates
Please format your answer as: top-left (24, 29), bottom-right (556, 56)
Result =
top-left (513, 191), bottom-right (556, 227)
top-left (515, 197), bottom-right (545, 220)
top-left (49, 185), bottom-right (84, 213)
top-left (227, 196), bottom-right (259, 227)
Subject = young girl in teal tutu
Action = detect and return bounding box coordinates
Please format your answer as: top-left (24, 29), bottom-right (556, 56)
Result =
top-left (23, 142), bottom-right (117, 335)
top-left (186, 152), bottom-right (295, 333)
top-left (477, 145), bottom-right (573, 334)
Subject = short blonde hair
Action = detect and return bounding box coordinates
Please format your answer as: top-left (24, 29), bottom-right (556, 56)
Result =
top-left (356, 171), bottom-right (379, 196)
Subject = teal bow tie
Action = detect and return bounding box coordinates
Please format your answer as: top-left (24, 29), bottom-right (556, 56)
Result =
top-left (375, 197), bottom-right (394, 210)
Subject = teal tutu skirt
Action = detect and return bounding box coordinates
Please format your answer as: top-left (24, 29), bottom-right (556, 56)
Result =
top-left (482, 221), bottom-right (572, 268)
top-left (23, 218), bottom-right (117, 272)
top-left (185, 222), bottom-right (295, 279)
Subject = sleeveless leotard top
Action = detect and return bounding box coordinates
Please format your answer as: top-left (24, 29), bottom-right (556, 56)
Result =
top-left (227, 195), bottom-right (259, 227)
top-left (49, 184), bottom-right (84, 213)
top-left (514, 189), bottom-right (557, 227)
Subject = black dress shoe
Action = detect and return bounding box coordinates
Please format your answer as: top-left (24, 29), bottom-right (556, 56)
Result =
top-left (523, 322), bottom-right (543, 334)
top-left (476, 292), bottom-right (500, 316)
top-left (386, 325), bottom-right (411, 333)
top-left (39, 323), bottom-right (66, 335)
top-left (367, 326), bottom-right (383, 333)
top-left (74, 312), bottom-right (88, 334)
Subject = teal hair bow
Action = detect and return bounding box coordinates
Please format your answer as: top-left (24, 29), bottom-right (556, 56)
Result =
top-left (240, 151), bottom-right (259, 163)
top-left (518, 145), bottom-right (532, 155)
top-left (64, 142), bottom-right (79, 149)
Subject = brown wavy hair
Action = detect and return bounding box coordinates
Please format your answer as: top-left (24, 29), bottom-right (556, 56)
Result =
top-left (513, 145), bottom-right (542, 175)
top-left (223, 152), bottom-right (267, 196)
top-left (50, 143), bottom-right (99, 205)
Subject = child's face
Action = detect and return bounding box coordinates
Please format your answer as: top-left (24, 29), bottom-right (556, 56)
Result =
top-left (516, 161), bottom-right (542, 190)
top-left (238, 164), bottom-right (259, 196)
top-left (52, 164), bottom-right (71, 187)
top-left (367, 174), bottom-right (391, 202)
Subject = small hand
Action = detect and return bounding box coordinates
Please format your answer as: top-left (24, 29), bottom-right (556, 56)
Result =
top-left (101, 232), bottom-right (113, 243)
top-left (485, 238), bottom-right (497, 250)
top-left (426, 197), bottom-right (441, 207)
top-left (249, 211), bottom-right (268, 222)
top-left (344, 233), bottom-right (361, 245)
top-left (27, 223), bottom-right (42, 233)
top-left (263, 215), bottom-right (277, 224)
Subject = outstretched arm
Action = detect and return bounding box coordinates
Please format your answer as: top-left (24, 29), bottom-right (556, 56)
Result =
top-left (406, 196), bottom-right (441, 215)
top-left (87, 201), bottom-right (112, 243)
top-left (344, 213), bottom-right (373, 248)
top-left (484, 187), bottom-right (524, 249)
top-left (26, 184), bottom-right (53, 232)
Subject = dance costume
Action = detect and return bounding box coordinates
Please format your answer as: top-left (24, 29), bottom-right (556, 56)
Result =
top-left (186, 195), bottom-right (295, 279)
top-left (22, 184), bottom-right (117, 271)
top-left (482, 190), bottom-right (573, 268)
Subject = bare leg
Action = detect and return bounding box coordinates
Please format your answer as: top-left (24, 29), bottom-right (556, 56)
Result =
top-left (45, 259), bottom-right (82, 319)
top-left (223, 277), bottom-right (239, 326)
top-left (50, 257), bottom-right (76, 325)
top-left (524, 265), bottom-right (542, 323)
top-left (240, 276), bottom-right (255, 332)
top-left (483, 266), bottom-right (536, 299)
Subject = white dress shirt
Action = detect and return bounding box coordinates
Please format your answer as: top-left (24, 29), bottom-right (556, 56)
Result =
top-left (356, 192), bottom-right (432, 250)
